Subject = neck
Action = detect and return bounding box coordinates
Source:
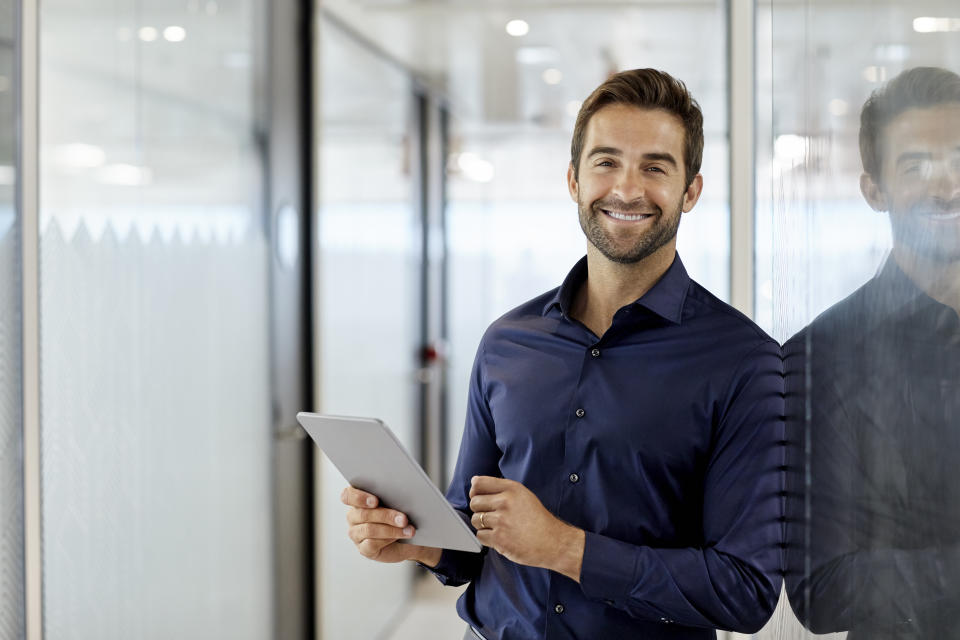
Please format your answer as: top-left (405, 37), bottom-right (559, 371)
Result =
top-left (892, 246), bottom-right (960, 315)
top-left (570, 242), bottom-right (676, 338)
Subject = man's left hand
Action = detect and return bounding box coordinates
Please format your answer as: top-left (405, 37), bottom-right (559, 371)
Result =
top-left (469, 475), bottom-right (584, 582)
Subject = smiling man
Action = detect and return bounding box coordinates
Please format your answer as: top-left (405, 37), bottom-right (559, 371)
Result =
top-left (342, 68), bottom-right (784, 639)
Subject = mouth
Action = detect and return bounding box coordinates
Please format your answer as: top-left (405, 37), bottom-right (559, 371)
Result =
top-left (601, 208), bottom-right (654, 222)
top-left (921, 210), bottom-right (960, 221)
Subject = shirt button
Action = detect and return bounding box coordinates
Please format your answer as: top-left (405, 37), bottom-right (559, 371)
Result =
top-left (590, 348), bottom-right (600, 357)
top-left (569, 473), bottom-right (579, 483)
top-left (575, 408), bottom-right (585, 418)
top-left (554, 604), bottom-right (565, 614)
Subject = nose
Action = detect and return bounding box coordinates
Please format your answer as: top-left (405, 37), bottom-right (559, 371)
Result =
top-left (928, 156), bottom-right (960, 201)
top-left (612, 166), bottom-right (646, 202)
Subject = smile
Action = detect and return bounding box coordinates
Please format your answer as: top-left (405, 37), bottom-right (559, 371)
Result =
top-left (602, 209), bottom-right (653, 222)
top-left (922, 210), bottom-right (960, 221)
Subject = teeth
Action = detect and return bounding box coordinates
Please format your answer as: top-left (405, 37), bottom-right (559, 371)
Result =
top-left (925, 211), bottom-right (960, 220)
top-left (604, 210), bottom-right (650, 221)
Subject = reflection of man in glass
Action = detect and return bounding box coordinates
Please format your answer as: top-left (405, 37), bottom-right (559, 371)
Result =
top-left (786, 67), bottom-right (960, 638)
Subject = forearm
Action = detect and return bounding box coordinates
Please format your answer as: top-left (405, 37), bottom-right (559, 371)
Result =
top-left (544, 523), bottom-right (585, 582)
top-left (409, 546), bottom-right (443, 568)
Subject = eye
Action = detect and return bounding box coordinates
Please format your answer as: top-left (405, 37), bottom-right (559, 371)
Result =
top-left (646, 166), bottom-right (666, 174)
top-left (596, 159), bottom-right (615, 167)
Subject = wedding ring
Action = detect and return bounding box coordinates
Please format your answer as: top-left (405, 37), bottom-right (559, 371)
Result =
top-left (479, 512), bottom-right (487, 529)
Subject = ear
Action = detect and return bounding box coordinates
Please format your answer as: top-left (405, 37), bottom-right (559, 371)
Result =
top-left (860, 172), bottom-right (887, 212)
top-left (566, 163), bottom-right (579, 203)
top-left (681, 173), bottom-right (704, 213)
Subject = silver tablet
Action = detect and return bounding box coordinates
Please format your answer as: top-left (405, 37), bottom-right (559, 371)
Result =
top-left (297, 412), bottom-right (482, 553)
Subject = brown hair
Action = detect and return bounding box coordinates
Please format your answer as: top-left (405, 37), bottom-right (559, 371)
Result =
top-left (860, 66), bottom-right (960, 182)
top-left (570, 68), bottom-right (704, 187)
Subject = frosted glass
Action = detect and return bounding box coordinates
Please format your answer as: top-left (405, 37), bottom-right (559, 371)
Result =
top-left (38, 0), bottom-right (274, 636)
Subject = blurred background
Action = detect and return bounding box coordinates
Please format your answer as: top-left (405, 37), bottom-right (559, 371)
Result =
top-left (2, 0), bottom-right (959, 638)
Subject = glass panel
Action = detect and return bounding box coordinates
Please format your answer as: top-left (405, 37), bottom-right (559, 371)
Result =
top-left (759, 0), bottom-right (960, 638)
top-left (315, 18), bottom-right (420, 640)
top-left (445, 3), bottom-right (730, 483)
top-left (39, 1), bottom-right (272, 637)
top-left (0, 0), bottom-right (24, 635)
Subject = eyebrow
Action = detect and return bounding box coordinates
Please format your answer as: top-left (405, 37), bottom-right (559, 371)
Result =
top-left (895, 151), bottom-right (932, 165)
top-left (586, 146), bottom-right (679, 168)
top-left (895, 148), bottom-right (960, 164)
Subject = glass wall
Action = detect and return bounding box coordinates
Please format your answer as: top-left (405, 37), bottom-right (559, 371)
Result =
top-left (314, 17), bottom-right (421, 640)
top-left (0, 0), bottom-right (23, 636)
top-left (38, 1), bottom-right (273, 637)
top-left (759, 0), bottom-right (960, 639)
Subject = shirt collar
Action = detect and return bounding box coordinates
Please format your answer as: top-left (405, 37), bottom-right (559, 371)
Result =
top-left (872, 253), bottom-right (956, 324)
top-left (542, 254), bottom-right (691, 324)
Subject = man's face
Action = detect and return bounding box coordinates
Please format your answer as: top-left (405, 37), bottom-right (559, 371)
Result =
top-left (865, 104), bottom-right (960, 263)
top-left (567, 104), bottom-right (702, 265)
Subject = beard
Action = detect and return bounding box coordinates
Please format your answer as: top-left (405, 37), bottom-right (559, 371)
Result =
top-left (889, 197), bottom-right (960, 263)
top-left (577, 193), bottom-right (684, 264)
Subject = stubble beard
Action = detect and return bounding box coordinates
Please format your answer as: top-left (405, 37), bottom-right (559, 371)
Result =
top-left (890, 198), bottom-right (960, 263)
top-left (578, 194), bottom-right (684, 265)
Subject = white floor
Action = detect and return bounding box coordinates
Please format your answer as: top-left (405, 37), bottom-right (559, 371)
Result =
top-left (384, 573), bottom-right (468, 640)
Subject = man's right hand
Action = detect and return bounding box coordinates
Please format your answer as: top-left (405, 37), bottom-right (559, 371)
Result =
top-left (341, 486), bottom-right (443, 567)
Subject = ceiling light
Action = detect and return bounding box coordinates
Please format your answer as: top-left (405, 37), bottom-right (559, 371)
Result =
top-left (874, 44), bottom-right (909, 61)
top-left (138, 26), bottom-right (158, 42)
top-left (828, 99), bottom-right (849, 117)
top-left (542, 68), bottom-right (563, 85)
top-left (862, 66), bottom-right (887, 83)
top-left (516, 46), bottom-right (558, 65)
top-left (457, 152), bottom-right (495, 183)
top-left (163, 26), bottom-right (187, 42)
top-left (506, 20), bottom-right (529, 37)
top-left (97, 164), bottom-right (153, 186)
top-left (913, 17), bottom-right (960, 33)
top-left (774, 134), bottom-right (808, 164)
top-left (51, 143), bottom-right (107, 169)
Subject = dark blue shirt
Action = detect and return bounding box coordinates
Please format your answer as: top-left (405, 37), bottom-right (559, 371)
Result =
top-left (431, 255), bottom-right (784, 640)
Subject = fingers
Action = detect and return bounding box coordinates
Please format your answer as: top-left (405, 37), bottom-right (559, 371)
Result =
top-left (341, 486), bottom-right (379, 508)
top-left (469, 493), bottom-right (502, 513)
top-left (469, 475), bottom-right (514, 498)
top-left (348, 522), bottom-right (415, 545)
top-left (470, 510), bottom-right (497, 531)
top-left (346, 506), bottom-right (409, 528)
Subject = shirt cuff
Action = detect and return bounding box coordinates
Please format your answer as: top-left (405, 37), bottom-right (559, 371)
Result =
top-left (418, 548), bottom-right (482, 587)
top-left (579, 530), bottom-right (640, 608)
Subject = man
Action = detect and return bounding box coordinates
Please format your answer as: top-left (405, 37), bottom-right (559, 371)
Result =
top-left (785, 67), bottom-right (960, 638)
top-left (343, 68), bottom-right (783, 639)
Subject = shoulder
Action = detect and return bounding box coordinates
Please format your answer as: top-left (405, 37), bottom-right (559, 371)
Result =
top-left (479, 287), bottom-right (560, 343)
top-left (684, 279), bottom-right (779, 358)
top-left (785, 278), bottom-right (877, 353)
top-left (470, 287), bottom-right (564, 372)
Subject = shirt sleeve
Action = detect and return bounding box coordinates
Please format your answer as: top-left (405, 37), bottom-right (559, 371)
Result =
top-left (784, 329), bottom-right (960, 634)
top-left (422, 339), bottom-right (502, 586)
top-left (577, 338), bottom-right (785, 633)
